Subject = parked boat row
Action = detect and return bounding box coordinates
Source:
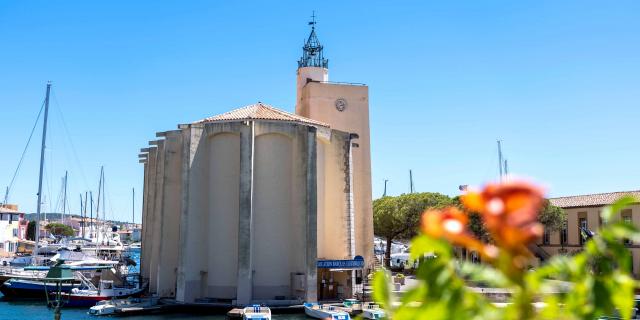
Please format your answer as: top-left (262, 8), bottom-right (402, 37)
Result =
top-left (84, 300), bottom-right (384, 319)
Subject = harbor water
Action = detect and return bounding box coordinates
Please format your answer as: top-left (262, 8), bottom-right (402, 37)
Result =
top-left (0, 301), bottom-right (307, 320)
top-left (0, 250), bottom-right (306, 320)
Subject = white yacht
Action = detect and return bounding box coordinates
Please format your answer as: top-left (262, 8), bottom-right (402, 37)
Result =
top-left (242, 305), bottom-right (272, 320)
top-left (304, 303), bottom-right (350, 320)
top-left (361, 304), bottom-right (386, 319)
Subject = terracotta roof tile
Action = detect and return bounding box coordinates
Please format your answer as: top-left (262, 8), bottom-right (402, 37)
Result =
top-left (549, 191), bottom-right (640, 208)
top-left (0, 207), bottom-right (21, 214)
top-left (195, 102), bottom-right (329, 128)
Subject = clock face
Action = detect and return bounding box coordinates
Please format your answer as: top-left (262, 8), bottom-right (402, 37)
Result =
top-left (335, 98), bottom-right (347, 112)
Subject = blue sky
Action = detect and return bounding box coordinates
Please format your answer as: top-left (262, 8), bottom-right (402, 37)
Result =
top-left (1, 1), bottom-right (639, 222)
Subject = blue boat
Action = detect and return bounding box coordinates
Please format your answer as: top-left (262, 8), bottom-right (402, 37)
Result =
top-left (0, 278), bottom-right (78, 299)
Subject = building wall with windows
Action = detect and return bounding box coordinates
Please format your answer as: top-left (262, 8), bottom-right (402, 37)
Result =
top-left (0, 205), bottom-right (25, 258)
top-left (540, 191), bottom-right (640, 276)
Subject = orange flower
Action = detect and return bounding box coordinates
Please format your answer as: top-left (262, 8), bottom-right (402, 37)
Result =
top-left (421, 207), bottom-right (498, 259)
top-left (461, 180), bottom-right (545, 260)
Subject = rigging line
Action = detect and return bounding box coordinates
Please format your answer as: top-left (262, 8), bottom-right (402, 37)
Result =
top-left (53, 177), bottom-right (61, 213)
top-left (5, 99), bottom-right (46, 203)
top-left (51, 90), bottom-right (90, 190)
top-left (44, 144), bottom-right (53, 214)
top-left (103, 181), bottom-right (116, 221)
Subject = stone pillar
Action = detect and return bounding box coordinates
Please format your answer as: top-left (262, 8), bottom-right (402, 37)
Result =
top-left (305, 127), bottom-right (318, 302)
top-left (175, 127), bottom-right (191, 302)
top-left (236, 122), bottom-right (254, 305)
top-left (142, 146), bottom-right (157, 283)
top-left (176, 125), bottom-right (205, 302)
top-left (150, 139), bottom-right (165, 294)
top-left (138, 155), bottom-right (148, 279)
top-left (157, 131), bottom-right (182, 297)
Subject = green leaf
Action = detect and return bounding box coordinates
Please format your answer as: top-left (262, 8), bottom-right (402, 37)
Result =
top-left (410, 234), bottom-right (451, 261)
top-left (601, 196), bottom-right (637, 222)
top-left (372, 270), bottom-right (392, 313)
top-left (458, 261), bottom-right (510, 287)
top-left (607, 222), bottom-right (640, 242)
top-left (610, 272), bottom-right (635, 320)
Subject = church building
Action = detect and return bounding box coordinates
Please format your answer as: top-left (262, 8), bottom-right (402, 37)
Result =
top-left (139, 20), bottom-right (373, 305)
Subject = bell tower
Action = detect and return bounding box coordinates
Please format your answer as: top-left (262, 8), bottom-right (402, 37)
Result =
top-left (296, 13), bottom-right (329, 115)
top-left (295, 14), bottom-right (374, 273)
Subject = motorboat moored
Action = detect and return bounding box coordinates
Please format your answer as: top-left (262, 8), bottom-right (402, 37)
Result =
top-left (361, 303), bottom-right (386, 319)
top-left (242, 305), bottom-right (272, 320)
top-left (304, 302), bottom-right (350, 320)
top-left (88, 297), bottom-right (159, 316)
top-left (57, 279), bottom-right (144, 307)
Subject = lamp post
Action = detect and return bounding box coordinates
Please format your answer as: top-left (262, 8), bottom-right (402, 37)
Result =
top-left (43, 261), bottom-right (74, 320)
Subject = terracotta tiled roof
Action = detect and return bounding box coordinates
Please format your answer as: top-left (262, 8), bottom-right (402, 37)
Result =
top-left (195, 102), bottom-right (329, 128)
top-left (549, 191), bottom-right (640, 208)
top-left (0, 207), bottom-right (20, 214)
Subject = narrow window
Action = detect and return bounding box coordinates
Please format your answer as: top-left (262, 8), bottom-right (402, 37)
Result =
top-left (543, 228), bottom-right (550, 245)
top-left (623, 210), bottom-right (632, 245)
top-left (560, 227), bottom-right (568, 245)
top-left (579, 217), bottom-right (588, 245)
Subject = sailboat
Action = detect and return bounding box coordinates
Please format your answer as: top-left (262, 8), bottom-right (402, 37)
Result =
top-left (0, 84), bottom-right (127, 299)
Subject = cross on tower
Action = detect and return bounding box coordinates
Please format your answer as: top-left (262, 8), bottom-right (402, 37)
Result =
top-left (298, 11), bottom-right (328, 69)
top-left (309, 11), bottom-right (317, 28)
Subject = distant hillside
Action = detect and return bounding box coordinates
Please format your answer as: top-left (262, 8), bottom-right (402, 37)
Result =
top-left (23, 213), bottom-right (135, 225)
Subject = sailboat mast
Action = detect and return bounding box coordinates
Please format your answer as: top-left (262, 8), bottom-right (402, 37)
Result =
top-left (62, 170), bottom-right (68, 225)
top-left (83, 192), bottom-right (88, 238)
top-left (79, 193), bottom-right (84, 237)
top-left (132, 187), bottom-right (135, 225)
top-left (96, 166), bottom-right (103, 243)
top-left (409, 170), bottom-right (414, 193)
top-left (90, 192), bottom-right (93, 238)
top-left (497, 140), bottom-right (504, 181)
top-left (102, 170), bottom-right (106, 223)
top-left (34, 82), bottom-right (51, 260)
top-left (504, 159), bottom-right (509, 177)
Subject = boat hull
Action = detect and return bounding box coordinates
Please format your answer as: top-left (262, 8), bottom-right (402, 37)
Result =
top-left (362, 309), bottom-right (386, 319)
top-left (60, 288), bottom-right (145, 307)
top-left (0, 280), bottom-right (76, 299)
top-left (304, 305), bottom-right (350, 320)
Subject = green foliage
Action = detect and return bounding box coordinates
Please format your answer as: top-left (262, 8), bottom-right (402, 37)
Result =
top-left (373, 193), bottom-right (452, 266)
top-left (452, 196), bottom-right (567, 241)
top-left (538, 201), bottom-right (567, 232)
top-left (373, 197), bottom-right (640, 319)
top-left (26, 220), bottom-right (36, 241)
top-left (45, 223), bottom-right (75, 237)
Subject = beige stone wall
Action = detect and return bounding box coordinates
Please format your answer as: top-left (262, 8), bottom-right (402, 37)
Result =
top-left (144, 117), bottom-right (357, 303)
top-left (206, 132), bottom-right (240, 298)
top-left (298, 81), bottom-right (374, 268)
top-left (252, 132), bottom-right (296, 299)
top-left (296, 67), bottom-right (328, 114)
top-left (316, 135), bottom-right (350, 260)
